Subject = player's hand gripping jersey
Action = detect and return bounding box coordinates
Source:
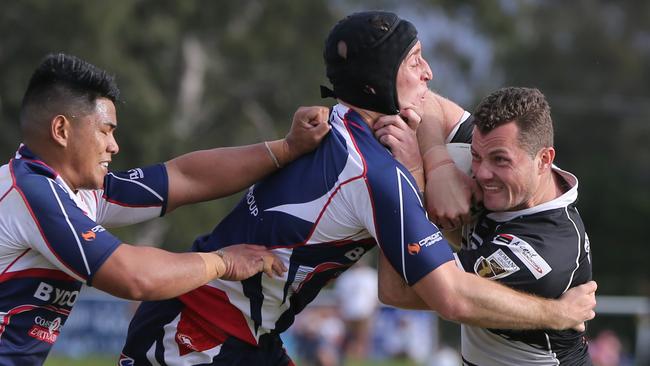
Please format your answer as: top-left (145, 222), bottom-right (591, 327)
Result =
top-left (121, 104), bottom-right (454, 364)
top-left (0, 145), bottom-right (168, 366)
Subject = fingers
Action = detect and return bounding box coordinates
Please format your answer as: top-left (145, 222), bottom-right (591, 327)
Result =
top-left (295, 106), bottom-right (329, 125)
top-left (399, 109), bottom-right (422, 130)
top-left (573, 322), bottom-right (586, 332)
top-left (583, 280), bottom-right (598, 293)
top-left (261, 255), bottom-right (275, 277)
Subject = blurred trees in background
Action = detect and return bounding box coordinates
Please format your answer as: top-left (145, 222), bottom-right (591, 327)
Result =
top-left (1, 0), bottom-right (648, 298)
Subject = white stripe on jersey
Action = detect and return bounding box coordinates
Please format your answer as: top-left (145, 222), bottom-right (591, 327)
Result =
top-left (160, 314), bottom-right (223, 364)
top-left (106, 172), bottom-right (164, 201)
top-left (563, 206), bottom-right (583, 294)
top-left (47, 179), bottom-right (91, 276)
top-left (396, 166), bottom-right (428, 280)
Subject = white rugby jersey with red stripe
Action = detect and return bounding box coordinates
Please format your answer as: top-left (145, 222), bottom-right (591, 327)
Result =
top-left (0, 145), bottom-right (167, 366)
top-left (121, 104), bottom-right (454, 365)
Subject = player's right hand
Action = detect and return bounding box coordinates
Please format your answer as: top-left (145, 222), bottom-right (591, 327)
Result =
top-left (219, 244), bottom-right (287, 281)
top-left (284, 106), bottom-right (331, 162)
top-left (556, 280), bottom-right (597, 331)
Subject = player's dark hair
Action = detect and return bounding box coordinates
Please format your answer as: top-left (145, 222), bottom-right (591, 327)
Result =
top-left (473, 87), bottom-right (553, 156)
top-left (19, 53), bottom-right (120, 134)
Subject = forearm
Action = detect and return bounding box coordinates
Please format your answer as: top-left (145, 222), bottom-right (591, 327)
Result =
top-left (93, 244), bottom-right (219, 300)
top-left (165, 140), bottom-right (288, 211)
top-left (421, 90), bottom-right (465, 142)
top-left (377, 252), bottom-right (429, 310)
top-left (412, 264), bottom-right (566, 330)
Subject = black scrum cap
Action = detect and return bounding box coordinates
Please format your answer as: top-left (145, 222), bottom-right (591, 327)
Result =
top-left (322, 11), bottom-right (418, 115)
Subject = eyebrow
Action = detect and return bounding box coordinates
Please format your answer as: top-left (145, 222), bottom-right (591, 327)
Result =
top-left (102, 121), bottom-right (118, 129)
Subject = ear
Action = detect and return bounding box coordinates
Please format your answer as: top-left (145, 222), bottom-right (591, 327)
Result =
top-left (537, 147), bottom-right (555, 172)
top-left (50, 115), bottom-right (72, 148)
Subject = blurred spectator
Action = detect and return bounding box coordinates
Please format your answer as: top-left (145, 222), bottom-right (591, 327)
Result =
top-left (292, 307), bottom-right (345, 366)
top-left (334, 258), bottom-right (379, 361)
top-left (589, 330), bottom-right (632, 366)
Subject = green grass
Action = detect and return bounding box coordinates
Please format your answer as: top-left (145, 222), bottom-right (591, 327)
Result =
top-left (44, 356), bottom-right (116, 366)
top-left (44, 356), bottom-right (417, 366)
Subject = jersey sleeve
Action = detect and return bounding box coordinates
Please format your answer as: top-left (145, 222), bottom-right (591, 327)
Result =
top-left (446, 112), bottom-right (474, 144)
top-left (96, 163), bottom-right (169, 227)
top-left (356, 164), bottom-right (454, 285)
top-left (16, 175), bottom-right (122, 285)
top-left (455, 228), bottom-right (558, 298)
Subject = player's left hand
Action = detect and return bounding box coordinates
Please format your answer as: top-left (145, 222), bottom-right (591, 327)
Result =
top-left (284, 106), bottom-right (331, 163)
top-left (374, 109), bottom-right (423, 174)
top-left (555, 280), bottom-right (597, 331)
top-left (219, 244), bottom-right (287, 280)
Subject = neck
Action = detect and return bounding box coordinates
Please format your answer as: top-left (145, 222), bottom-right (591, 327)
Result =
top-left (24, 142), bottom-right (77, 192)
top-left (339, 100), bottom-right (384, 128)
top-left (531, 169), bottom-right (562, 207)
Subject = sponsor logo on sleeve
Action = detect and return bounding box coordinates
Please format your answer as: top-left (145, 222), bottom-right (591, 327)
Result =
top-left (128, 168), bottom-right (144, 180)
top-left (493, 234), bottom-right (552, 279)
top-left (80, 225), bottom-right (106, 242)
top-left (473, 249), bottom-right (520, 280)
top-left (407, 232), bottom-right (444, 255)
top-left (407, 243), bottom-right (421, 255)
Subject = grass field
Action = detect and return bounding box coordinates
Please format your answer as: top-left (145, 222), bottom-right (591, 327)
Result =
top-left (44, 356), bottom-right (418, 366)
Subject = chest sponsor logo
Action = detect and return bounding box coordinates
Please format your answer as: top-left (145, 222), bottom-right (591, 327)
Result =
top-left (407, 232), bottom-right (444, 255)
top-left (28, 316), bottom-right (62, 344)
top-left (246, 186), bottom-right (259, 216)
top-left (493, 234), bottom-right (552, 279)
top-left (344, 247), bottom-right (366, 261)
top-left (473, 249), bottom-right (520, 280)
top-left (33, 282), bottom-right (79, 307)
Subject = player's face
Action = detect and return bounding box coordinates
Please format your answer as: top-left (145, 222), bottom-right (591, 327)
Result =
top-left (470, 122), bottom-right (542, 212)
top-left (66, 98), bottom-right (119, 190)
top-left (396, 41), bottom-right (432, 116)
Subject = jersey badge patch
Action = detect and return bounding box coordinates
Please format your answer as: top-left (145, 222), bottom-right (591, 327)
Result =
top-left (473, 249), bottom-right (519, 280)
top-left (493, 234), bottom-right (552, 279)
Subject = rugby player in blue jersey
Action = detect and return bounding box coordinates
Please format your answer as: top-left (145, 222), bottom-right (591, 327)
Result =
top-left (0, 53), bottom-right (329, 365)
top-left (119, 11), bottom-right (596, 366)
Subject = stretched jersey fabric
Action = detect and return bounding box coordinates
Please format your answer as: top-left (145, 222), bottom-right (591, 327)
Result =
top-left (455, 167), bottom-right (592, 366)
top-left (0, 145), bottom-right (168, 366)
top-left (121, 103), bottom-right (454, 365)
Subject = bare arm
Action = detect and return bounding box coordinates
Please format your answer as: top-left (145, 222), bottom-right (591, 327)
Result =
top-left (377, 251), bottom-right (429, 310)
top-left (92, 243), bottom-right (286, 301)
top-left (418, 91), bottom-right (477, 230)
top-left (165, 106), bottom-right (330, 212)
top-left (383, 261), bottom-right (597, 330)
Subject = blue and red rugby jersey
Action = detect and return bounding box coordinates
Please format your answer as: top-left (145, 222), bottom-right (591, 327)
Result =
top-left (121, 104), bottom-right (455, 364)
top-left (0, 145), bottom-right (168, 366)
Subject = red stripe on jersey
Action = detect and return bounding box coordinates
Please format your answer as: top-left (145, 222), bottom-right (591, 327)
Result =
top-left (0, 304), bottom-right (69, 341)
top-left (175, 308), bottom-right (228, 356)
top-left (1, 249), bottom-right (31, 275)
top-left (10, 161), bottom-right (84, 280)
top-left (179, 286), bottom-right (257, 346)
top-left (102, 195), bottom-right (162, 209)
top-left (0, 268), bottom-right (76, 283)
